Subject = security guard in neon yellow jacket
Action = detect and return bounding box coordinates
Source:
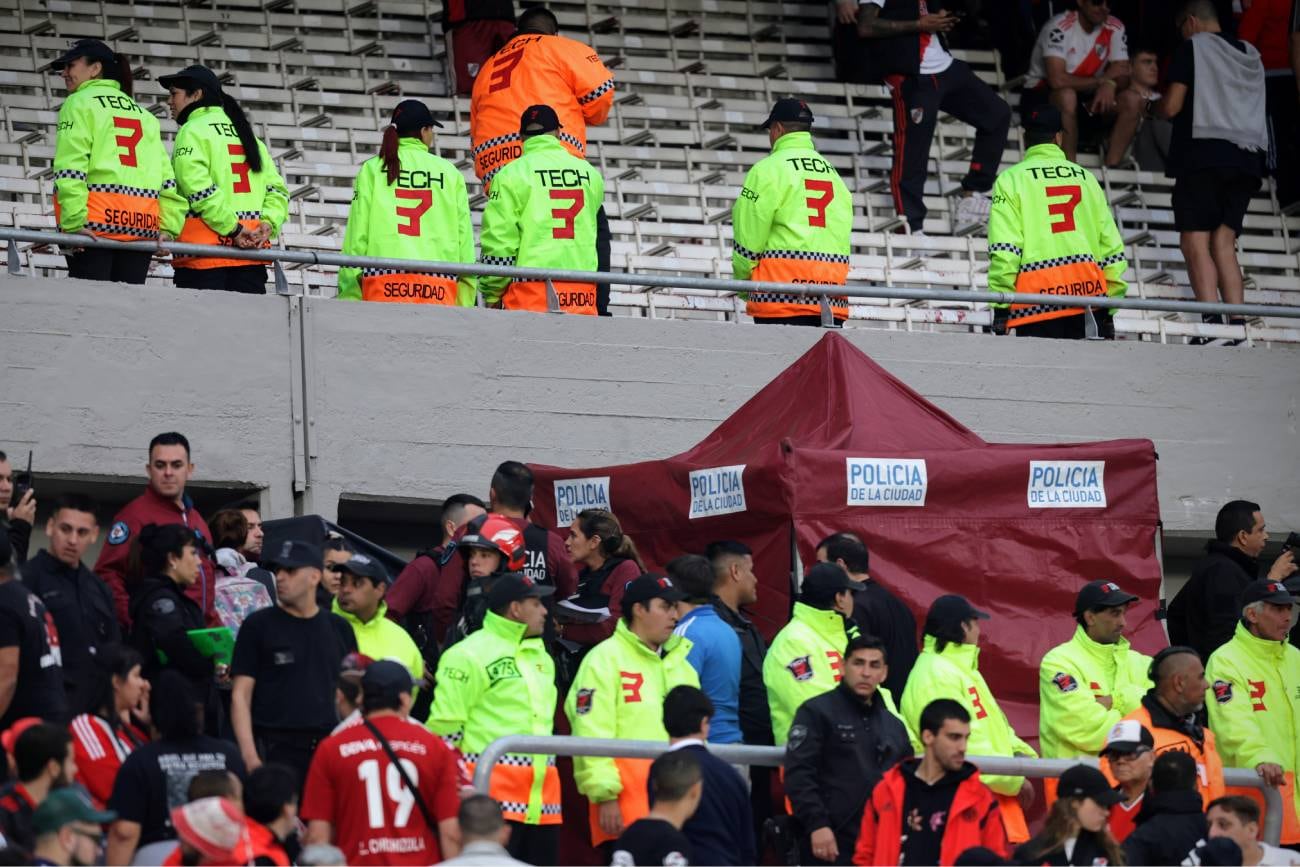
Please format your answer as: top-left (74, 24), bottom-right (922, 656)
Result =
top-left (339, 100), bottom-right (475, 305)
top-left (160, 65), bottom-right (289, 294)
top-left (428, 576), bottom-right (562, 858)
top-left (564, 575), bottom-right (698, 846)
top-left (732, 98), bottom-right (853, 325)
top-left (901, 595), bottom-right (1038, 844)
top-left (1205, 580), bottom-right (1300, 844)
top-left (987, 104), bottom-right (1127, 339)
top-left (479, 105), bottom-right (605, 315)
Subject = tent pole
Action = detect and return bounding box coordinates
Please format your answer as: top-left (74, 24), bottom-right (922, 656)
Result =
top-left (790, 521), bottom-right (804, 596)
top-left (1155, 521), bottom-right (1169, 643)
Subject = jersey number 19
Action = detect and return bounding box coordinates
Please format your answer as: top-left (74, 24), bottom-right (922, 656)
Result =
top-left (357, 757), bottom-right (420, 829)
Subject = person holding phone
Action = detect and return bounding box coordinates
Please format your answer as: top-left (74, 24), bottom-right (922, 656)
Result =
top-left (0, 451), bottom-right (36, 565)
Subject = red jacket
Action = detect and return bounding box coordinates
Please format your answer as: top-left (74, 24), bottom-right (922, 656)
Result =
top-left (853, 759), bottom-right (1008, 866)
top-left (92, 486), bottom-right (216, 628)
top-left (386, 546), bottom-right (447, 620)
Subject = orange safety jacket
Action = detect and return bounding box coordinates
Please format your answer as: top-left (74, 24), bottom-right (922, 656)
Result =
top-left (470, 31), bottom-right (615, 186)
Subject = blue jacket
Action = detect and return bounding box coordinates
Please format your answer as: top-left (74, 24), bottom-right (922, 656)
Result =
top-left (675, 605), bottom-right (742, 743)
top-left (652, 741), bottom-right (756, 866)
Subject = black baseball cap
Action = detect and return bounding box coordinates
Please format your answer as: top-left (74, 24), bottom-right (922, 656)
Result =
top-left (1023, 104), bottom-right (1063, 135)
top-left (390, 99), bottom-right (443, 132)
top-left (361, 659), bottom-right (413, 702)
top-left (336, 552), bottom-right (391, 586)
top-left (1074, 580), bottom-right (1139, 615)
top-left (1101, 720), bottom-right (1155, 757)
top-left (928, 594), bottom-right (990, 625)
top-left (487, 572), bottom-right (556, 610)
top-left (49, 39), bottom-right (115, 71)
top-left (801, 563), bottom-right (866, 598)
top-left (520, 104), bottom-right (561, 135)
top-left (623, 573), bottom-right (687, 609)
top-left (760, 97), bottom-right (815, 130)
top-left (158, 64), bottom-right (223, 97)
top-left (264, 539), bottom-right (323, 571)
top-left (1057, 764), bottom-right (1122, 806)
top-left (1241, 579), bottom-right (1298, 607)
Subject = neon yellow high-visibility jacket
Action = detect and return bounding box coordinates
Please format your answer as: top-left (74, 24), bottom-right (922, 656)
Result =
top-left (1039, 626), bottom-right (1152, 759)
top-left (338, 137), bottom-right (475, 305)
top-left (170, 104), bottom-right (289, 269)
top-left (478, 134), bottom-right (604, 315)
top-left (901, 636), bottom-right (1038, 795)
top-left (987, 143), bottom-right (1127, 329)
top-left (54, 78), bottom-right (185, 241)
top-left (427, 610), bottom-right (559, 825)
top-left (331, 599), bottom-right (423, 681)
top-left (731, 131), bottom-right (852, 320)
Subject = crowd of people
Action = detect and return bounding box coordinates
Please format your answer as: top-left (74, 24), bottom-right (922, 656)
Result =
top-left (0, 438), bottom-right (1298, 866)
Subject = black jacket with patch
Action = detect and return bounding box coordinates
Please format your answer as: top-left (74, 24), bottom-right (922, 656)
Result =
top-left (1168, 540), bottom-right (1259, 661)
top-left (128, 575), bottom-right (213, 687)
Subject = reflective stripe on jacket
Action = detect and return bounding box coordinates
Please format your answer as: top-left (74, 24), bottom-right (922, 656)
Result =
top-left (470, 32), bottom-right (614, 185)
top-left (1039, 626), bottom-right (1152, 759)
top-left (170, 104), bottom-right (288, 268)
top-left (54, 79), bottom-right (185, 241)
top-left (987, 143), bottom-right (1127, 328)
top-left (479, 134), bottom-right (604, 314)
top-left (339, 138), bottom-right (476, 305)
top-left (427, 610), bottom-right (559, 825)
top-left (732, 131), bottom-right (852, 320)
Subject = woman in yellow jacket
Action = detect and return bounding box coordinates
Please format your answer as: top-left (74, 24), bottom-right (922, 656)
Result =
top-left (160, 64), bottom-right (289, 293)
top-left (338, 100), bottom-right (475, 305)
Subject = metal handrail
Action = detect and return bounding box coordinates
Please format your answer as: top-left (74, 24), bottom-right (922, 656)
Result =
top-left (473, 734), bottom-right (1284, 846)
top-left (4, 227), bottom-right (1300, 321)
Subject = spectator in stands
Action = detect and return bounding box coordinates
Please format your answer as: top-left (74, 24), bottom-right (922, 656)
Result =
top-left (332, 554), bottom-right (423, 682)
top-left (94, 432), bottom-right (216, 629)
top-left (479, 105), bottom-right (606, 315)
top-left (235, 504), bottom-right (264, 563)
top-left (786, 635), bottom-right (911, 865)
top-left (1039, 580), bottom-right (1152, 764)
top-left (106, 671), bottom-right (245, 866)
top-left (671, 556), bottom-right (742, 745)
top-left (441, 0), bottom-right (515, 95)
top-left (230, 540), bottom-right (357, 791)
top-left (188, 768), bottom-right (242, 805)
top-left (854, 698), bottom-right (1007, 866)
top-left (764, 562), bottom-right (862, 745)
top-left (438, 796), bottom-right (529, 867)
top-left (1013, 764), bottom-right (1122, 865)
top-left (387, 493), bottom-right (484, 632)
top-left (566, 574), bottom-right (698, 849)
top-left (49, 39), bottom-right (185, 284)
top-left (1106, 46), bottom-right (1167, 169)
top-left (29, 788), bottom-right (114, 867)
top-left (209, 509), bottom-right (275, 633)
top-left (470, 6), bottom-right (615, 310)
top-left (1206, 795), bottom-right (1300, 867)
top-left (609, 751), bottom-right (701, 867)
top-left (730, 98), bottom-right (852, 326)
top-left (1161, 0), bottom-right (1268, 342)
top-left (159, 64), bottom-right (289, 294)
top-left (21, 493), bottom-right (120, 714)
top-left (0, 539), bottom-right (67, 730)
top-left (707, 541), bottom-right (771, 745)
top-left (168, 796), bottom-right (248, 866)
top-left (560, 508), bottom-right (643, 646)
top-left (319, 534), bottom-right (352, 609)
top-left (243, 764), bottom-right (300, 865)
top-left (850, 0), bottom-right (1012, 232)
top-left (661, 685), bottom-right (755, 866)
top-left (0, 452), bottom-right (35, 566)
top-left (69, 644), bottom-right (149, 809)
top-left (987, 105), bottom-right (1128, 339)
top-left (1169, 499), bottom-right (1296, 661)
top-left (901, 595), bottom-right (1038, 847)
top-left (1205, 579), bottom-right (1300, 846)
top-left (1238, 0), bottom-right (1300, 209)
top-left (0, 724), bottom-right (77, 856)
top-left (1020, 0), bottom-right (1134, 162)
top-left (1116, 645), bottom-right (1224, 804)
top-left (337, 100), bottom-right (476, 306)
top-left (817, 531), bottom-right (917, 697)
top-left (331, 651), bottom-right (371, 732)
top-left (1099, 720), bottom-right (1155, 843)
top-left (1122, 751), bottom-right (1208, 865)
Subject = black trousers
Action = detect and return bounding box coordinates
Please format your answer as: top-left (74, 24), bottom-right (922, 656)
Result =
top-left (1014, 313), bottom-right (1087, 339)
top-left (174, 265), bottom-right (268, 294)
top-left (1265, 73), bottom-right (1300, 208)
top-left (507, 822), bottom-right (559, 866)
top-left (887, 60), bottom-right (1012, 231)
top-left (254, 728), bottom-right (328, 797)
top-left (65, 248), bottom-right (152, 284)
top-left (596, 205), bottom-right (611, 315)
top-left (754, 314), bottom-right (831, 327)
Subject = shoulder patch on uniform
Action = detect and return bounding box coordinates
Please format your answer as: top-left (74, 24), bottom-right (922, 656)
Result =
top-left (786, 655), bottom-right (813, 682)
top-left (1213, 679), bottom-right (1233, 703)
top-left (787, 724), bottom-right (808, 751)
top-left (575, 688), bottom-right (595, 715)
top-left (107, 521), bottom-right (130, 546)
top-left (442, 667), bottom-right (469, 683)
top-left (1052, 672), bottom-right (1079, 693)
top-left (151, 597), bottom-right (177, 616)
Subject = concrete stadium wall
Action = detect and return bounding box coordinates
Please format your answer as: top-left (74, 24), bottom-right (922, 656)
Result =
top-left (2, 275), bottom-right (1298, 544)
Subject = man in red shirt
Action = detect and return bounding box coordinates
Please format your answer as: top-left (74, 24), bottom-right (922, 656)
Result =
top-left (93, 432), bottom-right (215, 628)
top-left (300, 661), bottom-right (461, 865)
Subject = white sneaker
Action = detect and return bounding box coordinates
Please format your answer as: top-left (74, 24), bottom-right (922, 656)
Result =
top-left (954, 192), bottom-right (991, 230)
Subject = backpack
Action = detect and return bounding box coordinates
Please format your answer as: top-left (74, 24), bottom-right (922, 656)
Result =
top-left (213, 549), bottom-right (273, 636)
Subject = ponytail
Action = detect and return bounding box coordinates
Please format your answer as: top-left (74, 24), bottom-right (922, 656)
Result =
top-left (379, 124), bottom-right (401, 185)
top-left (113, 53), bottom-right (133, 98)
top-left (221, 93), bottom-right (263, 173)
top-left (577, 509), bottom-right (645, 570)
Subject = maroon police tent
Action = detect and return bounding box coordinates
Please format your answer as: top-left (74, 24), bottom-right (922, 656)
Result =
top-left (530, 332), bottom-right (1165, 733)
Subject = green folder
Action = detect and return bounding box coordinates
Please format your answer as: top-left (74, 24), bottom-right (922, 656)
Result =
top-left (156, 626), bottom-right (236, 666)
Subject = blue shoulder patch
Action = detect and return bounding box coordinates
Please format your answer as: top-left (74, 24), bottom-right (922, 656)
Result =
top-left (107, 521), bottom-right (130, 546)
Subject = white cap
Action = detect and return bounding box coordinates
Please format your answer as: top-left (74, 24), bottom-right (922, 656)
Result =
top-left (1103, 719), bottom-right (1154, 754)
